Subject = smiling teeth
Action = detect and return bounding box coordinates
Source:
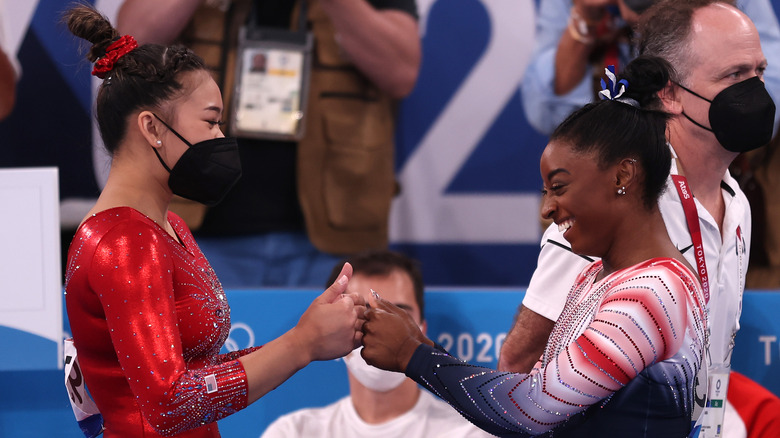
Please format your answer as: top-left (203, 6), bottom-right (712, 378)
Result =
top-left (558, 220), bottom-right (573, 233)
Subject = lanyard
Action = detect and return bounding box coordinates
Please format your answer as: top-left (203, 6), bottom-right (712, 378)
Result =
top-left (671, 174), bottom-right (710, 303)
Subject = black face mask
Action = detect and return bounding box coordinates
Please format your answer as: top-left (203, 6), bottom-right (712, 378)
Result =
top-left (676, 76), bottom-right (776, 153)
top-left (151, 114), bottom-right (242, 207)
top-left (623, 0), bottom-right (657, 13)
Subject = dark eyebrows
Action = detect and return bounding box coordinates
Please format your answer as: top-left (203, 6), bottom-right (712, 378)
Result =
top-left (546, 168), bottom-right (571, 180)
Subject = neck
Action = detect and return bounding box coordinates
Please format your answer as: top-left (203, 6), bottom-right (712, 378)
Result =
top-left (600, 208), bottom-right (679, 278)
top-left (89, 146), bottom-right (173, 227)
top-left (348, 376), bottom-right (420, 424)
top-left (668, 120), bottom-right (736, 227)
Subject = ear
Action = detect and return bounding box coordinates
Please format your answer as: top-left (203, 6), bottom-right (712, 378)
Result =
top-left (137, 110), bottom-right (163, 149)
top-left (658, 80), bottom-right (683, 115)
top-left (614, 158), bottom-right (638, 193)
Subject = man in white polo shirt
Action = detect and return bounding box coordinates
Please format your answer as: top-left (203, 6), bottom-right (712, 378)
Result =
top-left (499, 1), bottom-right (774, 436)
top-left (261, 250), bottom-right (490, 438)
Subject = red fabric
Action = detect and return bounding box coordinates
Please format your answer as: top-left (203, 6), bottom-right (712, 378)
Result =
top-left (596, 15), bottom-right (619, 72)
top-left (65, 207), bottom-right (258, 437)
top-left (728, 371), bottom-right (780, 438)
top-left (92, 35), bottom-right (138, 79)
top-left (672, 174), bottom-right (711, 302)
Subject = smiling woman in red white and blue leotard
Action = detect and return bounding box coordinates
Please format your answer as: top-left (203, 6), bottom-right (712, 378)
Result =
top-left (404, 257), bottom-right (706, 437)
top-left (361, 56), bottom-right (709, 437)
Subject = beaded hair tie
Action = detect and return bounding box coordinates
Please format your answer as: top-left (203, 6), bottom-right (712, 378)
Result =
top-left (598, 65), bottom-right (639, 107)
top-left (92, 35), bottom-right (138, 79)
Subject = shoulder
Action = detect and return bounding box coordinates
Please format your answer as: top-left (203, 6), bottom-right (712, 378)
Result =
top-left (76, 208), bottom-right (172, 269)
top-left (77, 207), bottom-right (162, 247)
top-left (615, 258), bottom-right (698, 287)
top-left (608, 258), bottom-right (704, 307)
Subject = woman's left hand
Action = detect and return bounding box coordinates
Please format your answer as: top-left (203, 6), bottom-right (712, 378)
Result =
top-left (361, 292), bottom-right (433, 373)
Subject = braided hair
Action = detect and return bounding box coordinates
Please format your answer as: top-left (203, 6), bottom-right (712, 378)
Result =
top-left (64, 4), bottom-right (206, 154)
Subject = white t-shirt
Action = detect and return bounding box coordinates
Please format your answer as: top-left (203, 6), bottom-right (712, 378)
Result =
top-left (260, 390), bottom-right (495, 438)
top-left (523, 145), bottom-right (751, 371)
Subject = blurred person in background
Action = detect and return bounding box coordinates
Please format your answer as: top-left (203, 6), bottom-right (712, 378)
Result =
top-left (521, 0), bottom-right (780, 135)
top-left (261, 250), bottom-right (492, 438)
top-left (116, 0), bottom-right (421, 287)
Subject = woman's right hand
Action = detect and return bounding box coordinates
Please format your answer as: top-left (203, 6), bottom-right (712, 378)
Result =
top-left (290, 262), bottom-right (366, 362)
top-left (239, 262), bottom-right (366, 404)
top-left (361, 293), bottom-right (432, 373)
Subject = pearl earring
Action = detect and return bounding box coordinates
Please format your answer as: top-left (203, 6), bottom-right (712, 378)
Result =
top-left (156, 140), bottom-right (162, 146)
top-left (617, 186), bottom-right (626, 195)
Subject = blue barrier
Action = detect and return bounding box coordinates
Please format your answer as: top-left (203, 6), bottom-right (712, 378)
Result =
top-left (1, 289), bottom-right (778, 438)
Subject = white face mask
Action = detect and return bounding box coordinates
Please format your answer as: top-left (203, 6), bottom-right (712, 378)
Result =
top-left (343, 347), bottom-right (407, 392)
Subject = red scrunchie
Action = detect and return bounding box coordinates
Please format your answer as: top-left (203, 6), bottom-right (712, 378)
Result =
top-left (92, 35), bottom-right (138, 79)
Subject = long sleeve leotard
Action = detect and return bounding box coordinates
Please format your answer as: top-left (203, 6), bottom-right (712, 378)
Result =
top-left (406, 258), bottom-right (707, 437)
top-left (65, 207), bottom-right (259, 437)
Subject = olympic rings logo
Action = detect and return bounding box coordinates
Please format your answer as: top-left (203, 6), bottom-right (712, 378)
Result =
top-left (225, 322), bottom-right (255, 352)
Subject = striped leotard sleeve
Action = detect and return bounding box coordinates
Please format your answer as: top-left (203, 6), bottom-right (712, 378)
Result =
top-left (406, 259), bottom-right (706, 437)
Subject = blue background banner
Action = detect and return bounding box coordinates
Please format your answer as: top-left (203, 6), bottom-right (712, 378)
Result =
top-left (2, 289), bottom-right (778, 437)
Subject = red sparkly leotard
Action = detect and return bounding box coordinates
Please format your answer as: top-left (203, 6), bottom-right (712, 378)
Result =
top-left (407, 258), bottom-right (708, 437)
top-left (65, 207), bottom-right (259, 437)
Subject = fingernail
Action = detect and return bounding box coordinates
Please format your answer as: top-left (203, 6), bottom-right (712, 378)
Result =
top-left (370, 288), bottom-right (380, 300)
top-left (338, 275), bottom-right (348, 286)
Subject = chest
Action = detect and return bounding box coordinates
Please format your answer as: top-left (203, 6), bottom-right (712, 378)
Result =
top-left (542, 275), bottom-right (610, 366)
top-left (169, 244), bottom-right (232, 362)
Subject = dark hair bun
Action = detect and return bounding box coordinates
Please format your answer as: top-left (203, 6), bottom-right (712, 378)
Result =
top-left (64, 4), bottom-right (120, 62)
top-left (63, 3), bottom-right (206, 155)
top-left (619, 55), bottom-right (674, 110)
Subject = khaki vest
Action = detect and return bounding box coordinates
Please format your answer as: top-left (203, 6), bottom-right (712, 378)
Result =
top-left (178, 0), bottom-right (397, 254)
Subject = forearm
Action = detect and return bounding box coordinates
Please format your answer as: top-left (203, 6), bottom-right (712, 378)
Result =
top-left (407, 343), bottom-right (535, 437)
top-left (319, 0), bottom-right (421, 98)
top-left (406, 285), bottom-right (673, 437)
top-left (239, 327), bottom-right (313, 405)
top-left (117, 0), bottom-right (202, 44)
top-left (553, 15), bottom-right (596, 95)
top-left (497, 305), bottom-right (555, 372)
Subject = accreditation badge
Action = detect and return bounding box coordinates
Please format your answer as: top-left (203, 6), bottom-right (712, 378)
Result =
top-left (695, 369), bottom-right (730, 438)
top-left (230, 25), bottom-right (313, 141)
top-left (690, 365), bottom-right (708, 437)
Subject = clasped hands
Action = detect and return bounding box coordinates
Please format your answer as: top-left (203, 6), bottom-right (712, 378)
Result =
top-left (294, 262), bottom-right (430, 373)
